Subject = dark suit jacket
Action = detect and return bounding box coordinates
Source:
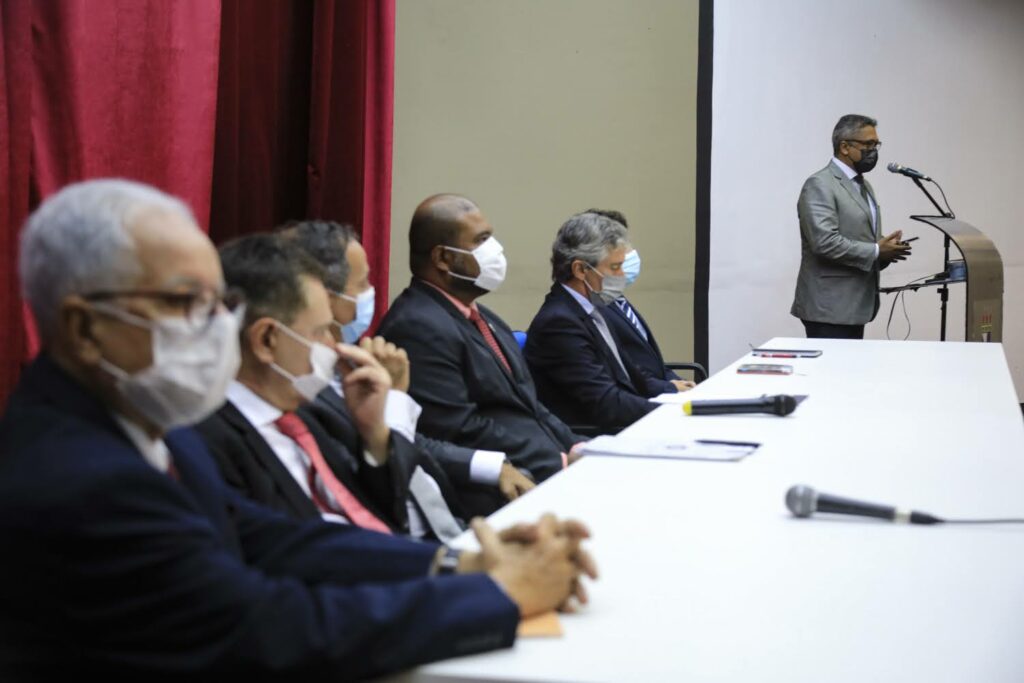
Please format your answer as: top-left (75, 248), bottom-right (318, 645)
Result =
top-left (196, 399), bottom-right (408, 533)
top-left (525, 283), bottom-right (658, 434)
top-left (604, 298), bottom-right (680, 393)
top-left (378, 279), bottom-right (580, 482)
top-left (0, 355), bottom-right (517, 679)
top-left (302, 387), bottom-right (468, 526)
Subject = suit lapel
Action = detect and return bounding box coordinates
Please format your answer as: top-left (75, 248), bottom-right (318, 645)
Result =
top-left (220, 402), bottom-right (319, 518)
top-left (832, 164), bottom-right (873, 225)
top-left (554, 285), bottom-right (634, 388)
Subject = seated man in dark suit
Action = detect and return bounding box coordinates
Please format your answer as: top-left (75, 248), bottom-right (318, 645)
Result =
top-left (0, 179), bottom-right (594, 678)
top-left (378, 194), bottom-right (586, 484)
top-left (197, 233), bottom-right (459, 539)
top-left (586, 208), bottom-right (696, 393)
top-left (280, 220), bottom-right (535, 519)
top-left (525, 212), bottom-right (691, 434)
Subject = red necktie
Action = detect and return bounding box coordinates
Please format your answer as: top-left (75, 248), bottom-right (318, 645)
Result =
top-left (274, 412), bottom-right (391, 534)
top-left (469, 307), bottom-right (512, 374)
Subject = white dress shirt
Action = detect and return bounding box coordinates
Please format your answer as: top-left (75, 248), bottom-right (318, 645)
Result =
top-left (330, 377), bottom-right (505, 487)
top-left (226, 381), bottom-right (351, 525)
top-left (113, 414), bottom-right (172, 474)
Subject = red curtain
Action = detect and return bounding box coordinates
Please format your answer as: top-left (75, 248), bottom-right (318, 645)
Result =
top-left (307, 0), bottom-right (396, 332)
top-left (30, 0), bottom-right (222, 223)
top-left (210, 0), bottom-right (395, 332)
top-left (0, 1), bottom-right (32, 410)
top-left (0, 0), bottom-right (396, 407)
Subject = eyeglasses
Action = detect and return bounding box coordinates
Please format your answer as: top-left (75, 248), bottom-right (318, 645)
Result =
top-left (844, 139), bottom-right (882, 151)
top-left (83, 287), bottom-right (246, 329)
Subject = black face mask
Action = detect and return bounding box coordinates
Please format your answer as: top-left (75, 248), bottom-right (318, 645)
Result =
top-left (853, 148), bottom-right (878, 174)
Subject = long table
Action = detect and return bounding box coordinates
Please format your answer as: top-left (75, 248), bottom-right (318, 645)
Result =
top-left (391, 338), bottom-right (1024, 682)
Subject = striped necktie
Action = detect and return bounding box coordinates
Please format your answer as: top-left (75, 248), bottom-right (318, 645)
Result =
top-left (615, 298), bottom-right (648, 341)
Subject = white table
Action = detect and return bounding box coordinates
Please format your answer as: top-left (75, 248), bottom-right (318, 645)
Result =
top-left (392, 338), bottom-right (1024, 683)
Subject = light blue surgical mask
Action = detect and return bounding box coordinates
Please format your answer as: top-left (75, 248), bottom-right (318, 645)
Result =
top-left (622, 249), bottom-right (641, 286)
top-left (334, 286), bottom-right (376, 343)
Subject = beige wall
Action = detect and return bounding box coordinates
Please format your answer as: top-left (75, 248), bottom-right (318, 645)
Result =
top-left (390, 0), bottom-right (699, 362)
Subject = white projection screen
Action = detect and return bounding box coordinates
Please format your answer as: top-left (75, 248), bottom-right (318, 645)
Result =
top-left (708, 0), bottom-right (1024, 397)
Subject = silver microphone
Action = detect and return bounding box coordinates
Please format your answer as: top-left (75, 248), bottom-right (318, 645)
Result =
top-left (887, 162), bottom-right (932, 182)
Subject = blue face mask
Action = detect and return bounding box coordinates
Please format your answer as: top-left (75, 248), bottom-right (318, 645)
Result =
top-left (622, 249), bottom-right (642, 286)
top-left (335, 286), bottom-right (376, 343)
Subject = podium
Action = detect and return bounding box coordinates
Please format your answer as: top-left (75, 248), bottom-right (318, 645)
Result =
top-left (881, 216), bottom-right (1003, 342)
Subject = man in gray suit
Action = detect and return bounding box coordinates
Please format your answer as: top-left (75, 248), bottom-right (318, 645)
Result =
top-left (791, 114), bottom-right (912, 339)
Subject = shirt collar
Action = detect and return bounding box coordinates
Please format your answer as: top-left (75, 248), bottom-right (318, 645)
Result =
top-left (561, 282), bottom-right (595, 315)
top-left (419, 278), bottom-right (479, 319)
top-left (112, 414), bottom-right (172, 474)
top-left (227, 380), bottom-right (283, 428)
top-left (831, 156), bottom-right (858, 180)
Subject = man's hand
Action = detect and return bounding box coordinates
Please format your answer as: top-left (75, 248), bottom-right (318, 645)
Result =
top-left (359, 336), bottom-right (410, 393)
top-left (671, 379), bottom-right (696, 392)
top-left (878, 230), bottom-right (912, 264)
top-left (498, 462), bottom-right (536, 501)
top-left (336, 344), bottom-right (392, 463)
top-left (470, 514), bottom-right (598, 618)
top-left (566, 441), bottom-right (587, 465)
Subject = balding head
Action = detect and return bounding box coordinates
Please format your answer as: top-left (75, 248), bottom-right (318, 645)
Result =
top-left (408, 194), bottom-right (480, 276)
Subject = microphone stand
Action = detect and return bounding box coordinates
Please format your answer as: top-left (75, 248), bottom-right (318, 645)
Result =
top-left (909, 177), bottom-right (954, 342)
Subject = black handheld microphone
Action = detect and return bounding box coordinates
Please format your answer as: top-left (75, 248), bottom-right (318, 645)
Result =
top-left (785, 485), bottom-right (943, 524)
top-left (887, 162), bottom-right (932, 182)
top-left (683, 394), bottom-right (798, 417)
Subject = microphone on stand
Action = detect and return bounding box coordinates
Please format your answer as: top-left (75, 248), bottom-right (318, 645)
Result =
top-left (887, 162), bottom-right (932, 182)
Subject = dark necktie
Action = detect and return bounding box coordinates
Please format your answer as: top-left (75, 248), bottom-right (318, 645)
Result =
top-left (853, 175), bottom-right (876, 235)
top-left (853, 174), bottom-right (870, 204)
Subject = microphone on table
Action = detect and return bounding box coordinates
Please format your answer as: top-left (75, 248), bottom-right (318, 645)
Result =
top-left (887, 161), bottom-right (932, 182)
top-left (683, 394), bottom-right (798, 417)
top-left (785, 485), bottom-right (1024, 526)
top-left (785, 484), bottom-right (943, 524)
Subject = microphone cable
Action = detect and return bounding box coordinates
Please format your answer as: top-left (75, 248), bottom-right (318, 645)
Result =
top-left (928, 178), bottom-right (956, 218)
top-left (940, 517), bottom-right (1024, 525)
top-left (885, 274), bottom-right (931, 340)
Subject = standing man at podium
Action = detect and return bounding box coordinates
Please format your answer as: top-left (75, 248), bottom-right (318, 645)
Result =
top-left (791, 114), bottom-right (912, 339)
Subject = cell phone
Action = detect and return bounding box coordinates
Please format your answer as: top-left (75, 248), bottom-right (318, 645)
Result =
top-left (737, 363), bottom-right (793, 375)
top-left (751, 348), bottom-right (822, 359)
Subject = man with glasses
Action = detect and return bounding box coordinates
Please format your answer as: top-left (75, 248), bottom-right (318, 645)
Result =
top-left (0, 179), bottom-right (596, 678)
top-left (791, 114), bottom-right (913, 339)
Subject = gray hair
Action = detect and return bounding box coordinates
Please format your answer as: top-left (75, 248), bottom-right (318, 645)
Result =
top-left (550, 212), bottom-right (630, 283)
top-left (832, 114), bottom-right (878, 154)
top-left (19, 178), bottom-right (194, 344)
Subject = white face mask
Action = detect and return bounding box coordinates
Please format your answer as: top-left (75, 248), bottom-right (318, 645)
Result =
top-left (334, 286), bottom-right (376, 344)
top-left (270, 322), bottom-right (339, 402)
top-left (444, 237), bottom-right (507, 292)
top-left (97, 305), bottom-right (243, 432)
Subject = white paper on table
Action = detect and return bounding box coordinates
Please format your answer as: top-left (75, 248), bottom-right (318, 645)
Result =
top-left (650, 392), bottom-right (690, 404)
top-left (581, 435), bottom-right (759, 462)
